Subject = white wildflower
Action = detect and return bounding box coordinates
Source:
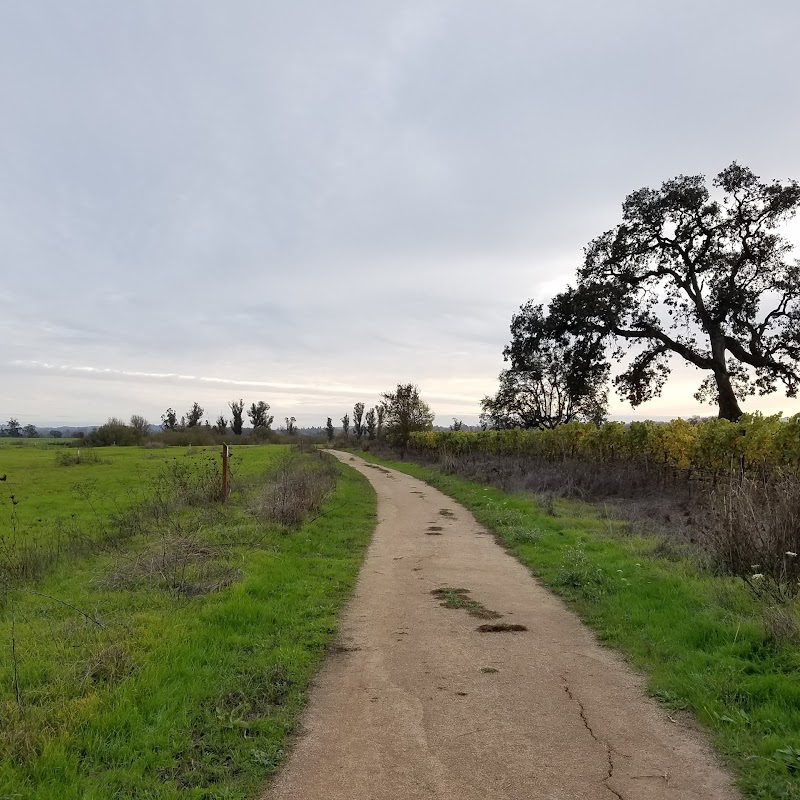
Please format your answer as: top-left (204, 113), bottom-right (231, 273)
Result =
top-left (752, 573), bottom-right (764, 580)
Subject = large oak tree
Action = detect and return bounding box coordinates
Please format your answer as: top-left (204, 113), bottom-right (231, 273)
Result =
top-left (539, 163), bottom-right (800, 421)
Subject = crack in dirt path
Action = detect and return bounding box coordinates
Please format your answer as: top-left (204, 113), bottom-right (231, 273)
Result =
top-left (262, 452), bottom-right (741, 800)
top-left (561, 673), bottom-right (623, 800)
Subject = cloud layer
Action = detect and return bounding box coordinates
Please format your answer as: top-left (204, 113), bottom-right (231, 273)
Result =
top-left (2, 1), bottom-right (799, 426)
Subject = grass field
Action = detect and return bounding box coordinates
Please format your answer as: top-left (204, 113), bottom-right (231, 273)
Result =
top-left (0, 443), bottom-right (376, 799)
top-left (358, 450), bottom-right (800, 800)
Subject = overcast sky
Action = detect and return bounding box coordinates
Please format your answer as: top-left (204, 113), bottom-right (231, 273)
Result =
top-left (2, 1), bottom-right (799, 428)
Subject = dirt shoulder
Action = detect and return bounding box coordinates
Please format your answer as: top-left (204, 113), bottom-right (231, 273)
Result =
top-left (262, 451), bottom-right (739, 800)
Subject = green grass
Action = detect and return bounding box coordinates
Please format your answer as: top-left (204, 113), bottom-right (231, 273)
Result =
top-left (0, 446), bottom-right (376, 799)
top-left (0, 442), bottom-right (276, 549)
top-left (357, 450), bottom-right (800, 800)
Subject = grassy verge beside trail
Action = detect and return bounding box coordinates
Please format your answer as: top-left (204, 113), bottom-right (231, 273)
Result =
top-left (357, 450), bottom-right (800, 800)
top-left (1, 447), bottom-right (376, 799)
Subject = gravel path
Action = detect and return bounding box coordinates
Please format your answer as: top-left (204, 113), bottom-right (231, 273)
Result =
top-left (262, 452), bottom-right (739, 800)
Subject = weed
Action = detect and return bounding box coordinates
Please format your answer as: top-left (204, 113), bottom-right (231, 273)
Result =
top-left (556, 545), bottom-right (609, 594)
top-left (83, 643), bottom-right (133, 685)
top-left (762, 604), bottom-right (800, 648)
top-left (539, 494), bottom-right (557, 516)
top-left (506, 525), bottom-right (543, 545)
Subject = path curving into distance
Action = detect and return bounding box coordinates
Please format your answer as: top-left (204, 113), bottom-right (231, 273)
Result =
top-left (262, 452), bottom-right (739, 800)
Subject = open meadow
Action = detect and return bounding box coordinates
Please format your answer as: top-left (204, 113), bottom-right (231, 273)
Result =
top-left (0, 441), bottom-right (376, 799)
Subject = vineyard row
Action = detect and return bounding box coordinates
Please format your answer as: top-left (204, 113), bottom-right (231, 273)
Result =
top-left (409, 414), bottom-right (800, 474)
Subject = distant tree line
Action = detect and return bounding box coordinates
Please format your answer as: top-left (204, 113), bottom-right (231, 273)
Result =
top-left (4, 382), bottom-right (440, 453)
top-left (327, 383), bottom-right (435, 457)
top-left (1, 419), bottom-right (40, 438)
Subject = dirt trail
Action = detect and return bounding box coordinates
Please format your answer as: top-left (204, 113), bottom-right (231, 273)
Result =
top-left (263, 452), bottom-right (739, 800)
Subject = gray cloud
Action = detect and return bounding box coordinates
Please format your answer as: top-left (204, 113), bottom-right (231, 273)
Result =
top-left (2, 1), bottom-right (799, 426)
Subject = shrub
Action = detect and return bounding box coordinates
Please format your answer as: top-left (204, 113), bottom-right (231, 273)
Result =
top-left (250, 451), bottom-right (337, 527)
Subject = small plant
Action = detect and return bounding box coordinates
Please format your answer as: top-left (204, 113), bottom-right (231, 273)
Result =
top-left (556, 545), bottom-right (608, 593)
top-left (539, 494), bottom-right (557, 517)
top-left (506, 525), bottom-right (542, 545)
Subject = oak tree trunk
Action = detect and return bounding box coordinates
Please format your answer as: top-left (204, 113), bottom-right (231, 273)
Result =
top-left (714, 368), bottom-right (743, 422)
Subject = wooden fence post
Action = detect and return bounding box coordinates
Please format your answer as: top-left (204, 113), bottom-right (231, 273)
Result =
top-left (221, 443), bottom-right (230, 503)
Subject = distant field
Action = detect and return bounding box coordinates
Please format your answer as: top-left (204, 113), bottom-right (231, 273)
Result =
top-left (0, 443), bottom-right (376, 799)
top-left (0, 440), bottom-right (276, 549)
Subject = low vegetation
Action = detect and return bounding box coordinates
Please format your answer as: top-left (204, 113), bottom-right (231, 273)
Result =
top-left (0, 443), bottom-right (376, 798)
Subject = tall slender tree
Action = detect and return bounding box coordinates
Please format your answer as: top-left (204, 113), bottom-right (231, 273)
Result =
top-left (229, 399), bottom-right (245, 435)
top-left (365, 408), bottom-right (377, 440)
top-left (352, 402), bottom-right (365, 439)
top-left (185, 402), bottom-right (204, 428)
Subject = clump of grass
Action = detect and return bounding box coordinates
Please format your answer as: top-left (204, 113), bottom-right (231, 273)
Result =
top-left (216, 663), bottom-right (292, 721)
top-left (762, 604), bottom-right (800, 648)
top-left (538, 493), bottom-right (557, 516)
top-left (83, 643), bottom-right (133, 685)
top-left (555, 544), bottom-right (609, 596)
top-left (506, 525), bottom-right (543, 545)
top-left (431, 587), bottom-right (502, 619)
